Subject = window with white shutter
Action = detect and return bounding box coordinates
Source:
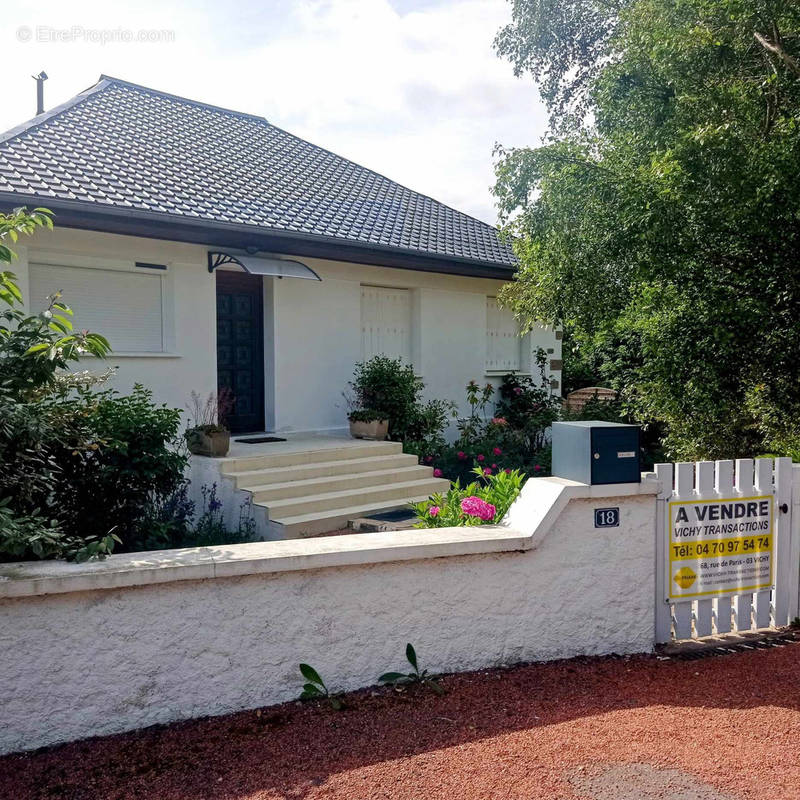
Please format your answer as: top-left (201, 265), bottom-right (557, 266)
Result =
top-left (360, 285), bottom-right (412, 363)
top-left (29, 263), bottom-right (165, 353)
top-left (485, 296), bottom-right (522, 372)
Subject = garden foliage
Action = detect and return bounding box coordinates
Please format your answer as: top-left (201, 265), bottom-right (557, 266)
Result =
top-left (378, 643), bottom-right (444, 695)
top-left (0, 209), bottom-right (251, 561)
top-left (412, 467), bottom-right (525, 528)
top-left (347, 355), bottom-right (456, 448)
top-left (494, 0), bottom-right (800, 460)
top-left (420, 356), bottom-right (560, 483)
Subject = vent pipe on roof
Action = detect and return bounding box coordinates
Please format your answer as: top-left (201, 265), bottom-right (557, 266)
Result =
top-left (32, 71), bottom-right (48, 115)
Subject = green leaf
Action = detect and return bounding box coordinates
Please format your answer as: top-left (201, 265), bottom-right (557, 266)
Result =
top-left (405, 643), bottom-right (418, 671)
top-left (24, 343), bottom-right (50, 354)
top-left (299, 663), bottom-right (324, 687)
top-left (378, 672), bottom-right (408, 684)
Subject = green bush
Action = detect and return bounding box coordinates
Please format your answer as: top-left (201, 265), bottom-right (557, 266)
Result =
top-left (420, 362), bottom-right (560, 484)
top-left (348, 356), bottom-right (455, 443)
top-left (53, 384), bottom-right (188, 550)
top-left (0, 210), bottom-right (192, 560)
top-left (494, 367), bottom-right (561, 449)
top-left (412, 468), bottom-right (525, 528)
top-left (0, 499), bottom-right (65, 560)
top-left (347, 408), bottom-right (386, 423)
top-left (0, 379), bottom-right (189, 558)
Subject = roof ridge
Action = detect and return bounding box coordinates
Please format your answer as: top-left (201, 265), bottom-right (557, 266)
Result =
top-left (0, 77), bottom-right (111, 146)
top-left (98, 74), bottom-right (269, 123)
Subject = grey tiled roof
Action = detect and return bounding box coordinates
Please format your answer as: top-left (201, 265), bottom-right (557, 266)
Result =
top-left (0, 77), bottom-right (516, 270)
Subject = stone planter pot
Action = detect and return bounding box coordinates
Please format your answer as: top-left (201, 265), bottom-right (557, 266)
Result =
top-left (187, 429), bottom-right (231, 457)
top-left (349, 419), bottom-right (389, 441)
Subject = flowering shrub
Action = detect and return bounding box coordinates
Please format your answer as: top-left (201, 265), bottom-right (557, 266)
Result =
top-left (137, 482), bottom-right (257, 551)
top-left (416, 360), bottom-right (559, 484)
top-left (412, 468), bottom-right (525, 528)
top-left (460, 496), bottom-right (496, 521)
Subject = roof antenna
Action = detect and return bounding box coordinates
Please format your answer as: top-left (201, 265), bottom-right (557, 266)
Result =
top-left (32, 71), bottom-right (48, 115)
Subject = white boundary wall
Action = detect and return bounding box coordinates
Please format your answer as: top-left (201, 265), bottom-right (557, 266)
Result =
top-left (0, 478), bottom-right (657, 755)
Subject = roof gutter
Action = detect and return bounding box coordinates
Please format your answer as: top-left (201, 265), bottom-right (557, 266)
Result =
top-left (0, 193), bottom-right (517, 281)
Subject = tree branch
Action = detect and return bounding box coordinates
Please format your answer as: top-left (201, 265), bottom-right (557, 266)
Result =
top-left (754, 30), bottom-right (800, 78)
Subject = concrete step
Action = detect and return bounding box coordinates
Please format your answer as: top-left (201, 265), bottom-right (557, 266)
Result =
top-left (274, 495), bottom-right (435, 538)
top-left (225, 452), bottom-right (419, 488)
top-left (221, 441), bottom-right (403, 472)
top-left (250, 465), bottom-right (434, 503)
top-left (259, 477), bottom-right (450, 519)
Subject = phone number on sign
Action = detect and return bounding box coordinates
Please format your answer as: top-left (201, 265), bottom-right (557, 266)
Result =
top-left (670, 534), bottom-right (771, 560)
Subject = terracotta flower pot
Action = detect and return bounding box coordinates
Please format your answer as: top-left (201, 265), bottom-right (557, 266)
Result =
top-left (349, 419), bottom-right (389, 441)
top-left (187, 429), bottom-right (231, 457)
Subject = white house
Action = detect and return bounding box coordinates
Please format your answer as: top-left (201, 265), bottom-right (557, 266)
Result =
top-left (0, 76), bottom-right (561, 534)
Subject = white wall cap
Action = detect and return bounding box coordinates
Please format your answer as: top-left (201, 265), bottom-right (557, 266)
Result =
top-left (0, 476), bottom-right (661, 600)
top-left (0, 525), bottom-right (529, 599)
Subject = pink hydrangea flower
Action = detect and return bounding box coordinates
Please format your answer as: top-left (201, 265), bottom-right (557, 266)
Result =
top-left (428, 506), bottom-right (440, 517)
top-left (491, 417), bottom-right (507, 426)
top-left (433, 468), bottom-right (443, 477)
top-left (460, 496), bottom-right (497, 521)
top-left (425, 455), bottom-right (433, 464)
top-left (491, 463), bottom-right (497, 469)
top-left (534, 465), bottom-right (542, 472)
top-left (477, 454), bottom-right (485, 462)
top-left (514, 387), bottom-right (523, 395)
top-left (504, 468), bottom-right (512, 474)
top-left (457, 451), bottom-right (467, 460)
top-left (493, 447), bottom-right (502, 456)
top-left (483, 467), bottom-right (493, 475)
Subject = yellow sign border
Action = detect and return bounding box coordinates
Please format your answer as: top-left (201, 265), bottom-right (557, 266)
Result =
top-left (667, 494), bottom-right (774, 600)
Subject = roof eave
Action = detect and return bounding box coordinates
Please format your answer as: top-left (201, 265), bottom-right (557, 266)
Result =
top-left (0, 193), bottom-right (517, 280)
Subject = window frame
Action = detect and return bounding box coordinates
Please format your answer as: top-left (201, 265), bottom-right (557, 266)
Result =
top-left (484, 295), bottom-right (531, 375)
top-left (25, 253), bottom-right (176, 356)
top-left (360, 283), bottom-right (414, 366)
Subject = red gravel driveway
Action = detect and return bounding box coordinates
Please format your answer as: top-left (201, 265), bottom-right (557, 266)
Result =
top-left (2, 640), bottom-right (799, 800)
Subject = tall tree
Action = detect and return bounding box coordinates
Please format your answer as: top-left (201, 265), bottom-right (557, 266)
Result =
top-left (494, 0), bottom-right (800, 459)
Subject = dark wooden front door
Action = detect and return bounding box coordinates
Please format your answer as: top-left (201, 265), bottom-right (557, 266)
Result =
top-left (216, 271), bottom-right (265, 433)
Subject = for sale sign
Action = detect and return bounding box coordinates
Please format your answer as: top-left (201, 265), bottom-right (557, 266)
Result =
top-left (667, 496), bottom-right (774, 600)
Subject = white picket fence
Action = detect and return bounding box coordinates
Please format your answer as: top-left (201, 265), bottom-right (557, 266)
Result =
top-left (654, 458), bottom-right (800, 643)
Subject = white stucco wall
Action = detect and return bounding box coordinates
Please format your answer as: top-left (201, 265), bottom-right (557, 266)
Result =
top-left (17, 227), bottom-right (561, 434)
top-left (0, 478), bottom-right (657, 755)
top-left (269, 256), bottom-right (561, 434)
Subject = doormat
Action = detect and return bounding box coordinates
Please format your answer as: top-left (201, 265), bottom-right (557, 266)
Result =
top-left (234, 436), bottom-right (287, 444)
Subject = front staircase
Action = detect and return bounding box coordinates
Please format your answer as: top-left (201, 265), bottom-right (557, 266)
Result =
top-left (220, 440), bottom-right (449, 537)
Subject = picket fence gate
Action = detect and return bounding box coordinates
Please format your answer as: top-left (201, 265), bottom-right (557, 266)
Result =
top-left (653, 458), bottom-right (800, 643)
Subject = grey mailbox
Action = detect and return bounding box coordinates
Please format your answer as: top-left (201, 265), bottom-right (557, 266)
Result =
top-left (551, 421), bottom-right (641, 485)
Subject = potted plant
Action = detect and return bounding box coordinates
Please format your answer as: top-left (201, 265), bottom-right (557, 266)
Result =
top-left (348, 408), bottom-right (389, 441)
top-left (185, 390), bottom-right (233, 457)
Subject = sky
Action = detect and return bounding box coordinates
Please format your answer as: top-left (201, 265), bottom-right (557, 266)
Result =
top-left (1, 0), bottom-right (548, 226)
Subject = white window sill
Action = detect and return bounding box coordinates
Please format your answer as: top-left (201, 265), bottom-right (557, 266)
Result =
top-left (80, 352), bottom-right (182, 359)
